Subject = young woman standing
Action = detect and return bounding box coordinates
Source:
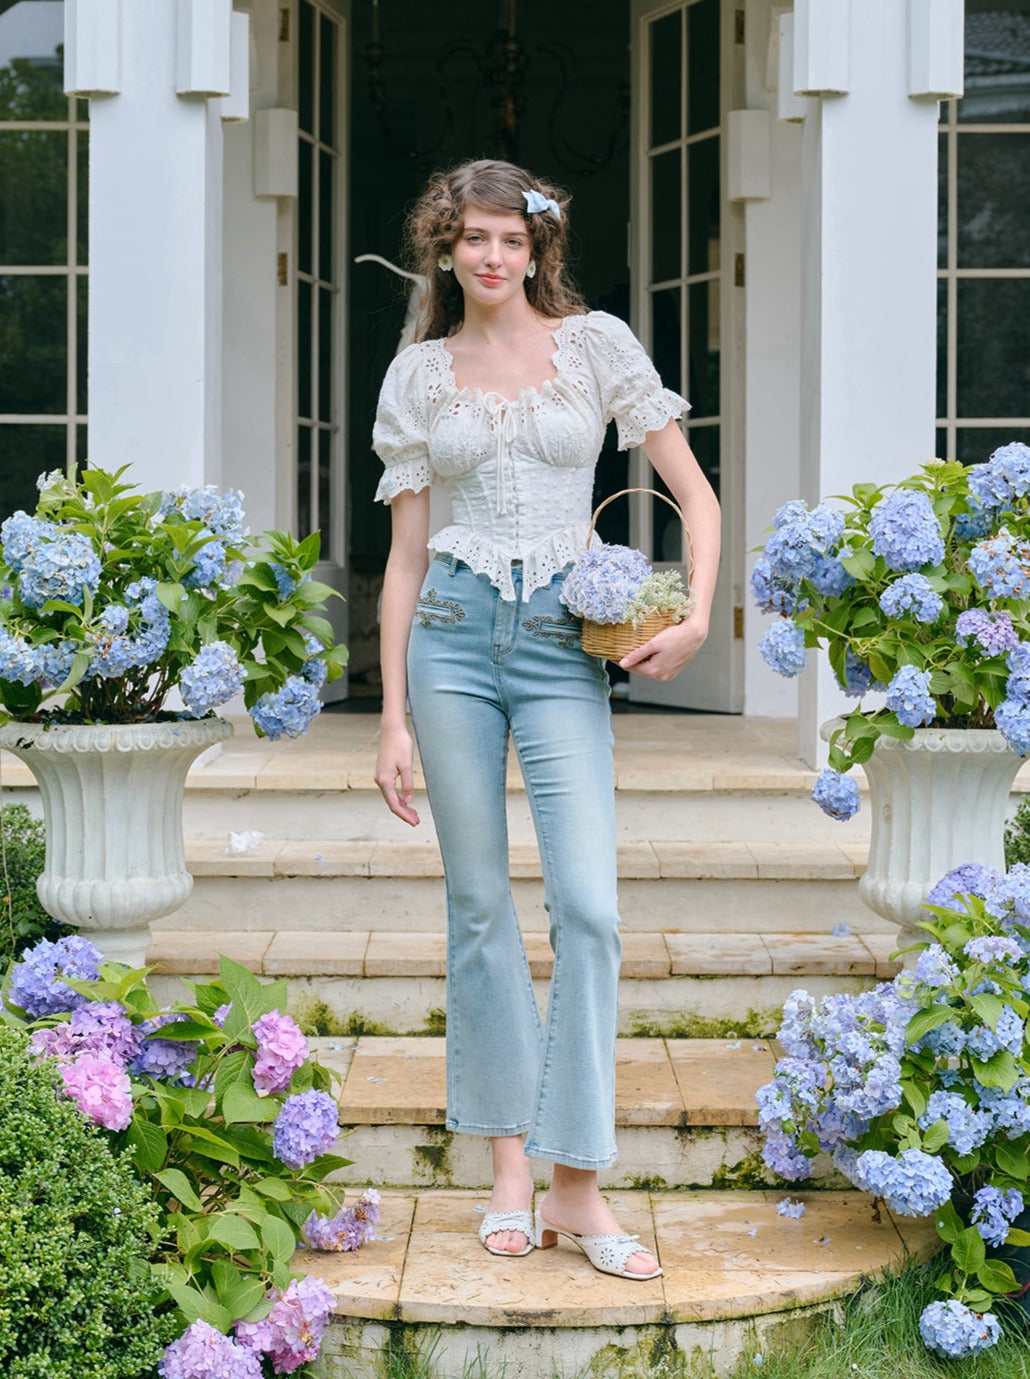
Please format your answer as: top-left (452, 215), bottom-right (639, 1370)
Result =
top-left (373, 160), bottom-right (720, 1280)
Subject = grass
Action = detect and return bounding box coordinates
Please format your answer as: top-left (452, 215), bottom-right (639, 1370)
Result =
top-left (350, 1264), bottom-right (1030, 1379)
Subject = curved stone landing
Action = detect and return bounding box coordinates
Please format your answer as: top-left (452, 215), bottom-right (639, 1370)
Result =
top-left (301, 1189), bottom-right (938, 1378)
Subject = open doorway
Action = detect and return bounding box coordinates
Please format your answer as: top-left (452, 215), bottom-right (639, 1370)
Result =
top-left (345, 0), bottom-right (634, 703)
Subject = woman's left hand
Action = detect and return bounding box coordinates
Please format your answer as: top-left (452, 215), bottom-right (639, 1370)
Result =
top-left (618, 614), bottom-right (709, 681)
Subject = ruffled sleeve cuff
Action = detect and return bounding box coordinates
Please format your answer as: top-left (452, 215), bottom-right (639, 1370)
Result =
top-left (614, 388), bottom-right (691, 451)
top-left (374, 455), bottom-right (433, 505)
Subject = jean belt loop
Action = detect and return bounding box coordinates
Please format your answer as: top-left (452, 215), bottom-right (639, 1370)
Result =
top-left (448, 554), bottom-right (459, 576)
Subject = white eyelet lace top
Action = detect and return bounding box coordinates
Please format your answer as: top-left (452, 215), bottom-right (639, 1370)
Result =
top-left (372, 310), bottom-right (690, 601)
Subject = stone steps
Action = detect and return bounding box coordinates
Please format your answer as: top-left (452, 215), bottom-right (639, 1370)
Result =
top-left (147, 928), bottom-right (901, 1037)
top-left (302, 1186), bottom-right (935, 1378)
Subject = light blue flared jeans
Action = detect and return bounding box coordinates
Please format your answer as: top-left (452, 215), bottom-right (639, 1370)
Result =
top-left (407, 555), bottom-right (621, 1170)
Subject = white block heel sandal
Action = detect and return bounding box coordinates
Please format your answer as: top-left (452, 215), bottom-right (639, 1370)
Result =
top-left (534, 1208), bottom-right (662, 1280)
top-left (478, 1209), bottom-right (535, 1257)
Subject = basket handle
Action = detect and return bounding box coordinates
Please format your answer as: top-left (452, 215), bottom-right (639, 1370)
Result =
top-left (587, 487), bottom-right (694, 583)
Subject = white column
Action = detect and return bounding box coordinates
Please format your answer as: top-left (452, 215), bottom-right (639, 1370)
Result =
top-left (794, 0), bottom-right (962, 765)
top-left (66, 0), bottom-right (234, 493)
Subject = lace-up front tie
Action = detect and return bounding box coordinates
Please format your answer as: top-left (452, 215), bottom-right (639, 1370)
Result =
top-left (489, 397), bottom-right (518, 516)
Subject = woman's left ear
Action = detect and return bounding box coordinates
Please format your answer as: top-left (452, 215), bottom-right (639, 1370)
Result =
top-left (526, 260), bottom-right (537, 280)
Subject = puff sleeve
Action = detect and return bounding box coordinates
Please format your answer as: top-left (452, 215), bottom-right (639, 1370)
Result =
top-left (582, 311), bottom-right (690, 451)
top-left (372, 345), bottom-right (433, 504)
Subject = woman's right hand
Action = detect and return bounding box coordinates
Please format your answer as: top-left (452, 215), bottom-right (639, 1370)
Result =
top-left (375, 723), bottom-right (421, 827)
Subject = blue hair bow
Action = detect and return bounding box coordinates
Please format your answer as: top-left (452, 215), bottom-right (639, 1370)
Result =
top-left (522, 189), bottom-right (561, 221)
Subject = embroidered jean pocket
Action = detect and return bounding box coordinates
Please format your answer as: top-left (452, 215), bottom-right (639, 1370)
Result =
top-left (521, 614), bottom-right (582, 649)
top-left (414, 588), bottom-right (466, 628)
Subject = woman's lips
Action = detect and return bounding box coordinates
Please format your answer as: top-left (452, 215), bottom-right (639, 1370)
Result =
top-left (476, 274), bottom-right (504, 285)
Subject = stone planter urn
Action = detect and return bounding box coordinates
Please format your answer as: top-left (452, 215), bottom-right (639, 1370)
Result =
top-left (0, 718), bottom-right (232, 966)
top-left (822, 720), bottom-right (1023, 946)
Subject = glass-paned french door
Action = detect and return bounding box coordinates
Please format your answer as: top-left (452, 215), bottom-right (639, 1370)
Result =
top-left (630, 0), bottom-right (742, 711)
top-left (296, 0), bottom-right (346, 562)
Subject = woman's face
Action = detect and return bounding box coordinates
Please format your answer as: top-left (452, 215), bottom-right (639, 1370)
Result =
top-left (450, 205), bottom-right (533, 309)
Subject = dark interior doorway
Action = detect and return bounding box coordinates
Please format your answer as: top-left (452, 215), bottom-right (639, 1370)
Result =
top-left (346, 0), bottom-right (633, 697)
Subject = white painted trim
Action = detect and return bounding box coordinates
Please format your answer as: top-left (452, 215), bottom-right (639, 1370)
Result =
top-left (176, 0), bottom-right (233, 97)
top-left (907, 0), bottom-right (963, 101)
top-left (793, 0), bottom-right (850, 96)
top-left (728, 108), bottom-right (771, 200)
top-left (220, 11), bottom-right (251, 122)
top-left (776, 13), bottom-right (809, 124)
top-left (64, 0), bottom-right (121, 94)
top-left (254, 107), bottom-right (298, 196)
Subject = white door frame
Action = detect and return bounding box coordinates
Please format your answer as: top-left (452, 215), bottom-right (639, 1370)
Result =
top-left (628, 0), bottom-right (744, 711)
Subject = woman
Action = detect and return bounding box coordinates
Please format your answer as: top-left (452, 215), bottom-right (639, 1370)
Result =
top-left (373, 159), bottom-right (720, 1280)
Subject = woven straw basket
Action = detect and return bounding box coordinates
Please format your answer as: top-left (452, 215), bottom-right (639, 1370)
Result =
top-left (579, 488), bottom-right (694, 661)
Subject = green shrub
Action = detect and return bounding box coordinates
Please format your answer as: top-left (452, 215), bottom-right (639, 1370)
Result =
top-left (0, 804), bottom-right (63, 966)
top-left (1005, 795), bottom-right (1030, 868)
top-left (0, 1021), bottom-right (171, 1377)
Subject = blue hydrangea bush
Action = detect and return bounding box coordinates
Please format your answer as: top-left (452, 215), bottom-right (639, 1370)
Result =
top-left (752, 445), bottom-right (1030, 819)
top-left (0, 467), bottom-right (347, 736)
top-left (757, 862), bottom-right (1030, 1357)
top-left (3, 942), bottom-right (382, 1375)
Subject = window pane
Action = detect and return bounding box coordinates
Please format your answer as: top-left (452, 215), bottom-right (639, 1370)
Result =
top-left (688, 278), bottom-right (719, 419)
top-left (296, 425), bottom-right (312, 540)
top-left (0, 275), bottom-right (66, 413)
top-left (957, 133), bottom-right (1030, 268)
top-left (319, 13), bottom-right (336, 149)
top-left (688, 422), bottom-right (720, 498)
top-left (298, 279), bottom-right (312, 422)
top-left (318, 149), bottom-right (333, 282)
top-left (77, 274), bottom-right (87, 415)
top-left (0, 131), bottom-right (67, 265)
top-left (318, 285), bottom-right (332, 422)
top-left (651, 287), bottom-right (681, 395)
top-left (0, 424), bottom-right (66, 523)
top-left (651, 149), bottom-right (681, 283)
top-left (649, 10), bottom-right (681, 147)
top-left (0, 3), bottom-right (67, 120)
top-left (298, 141), bottom-right (313, 277)
top-left (959, 4), bottom-right (1030, 123)
top-left (298, 1), bottom-right (315, 137)
top-left (688, 134), bottom-right (719, 275)
top-left (652, 470), bottom-right (683, 563)
top-left (956, 279), bottom-right (1030, 417)
top-left (936, 426), bottom-right (949, 460)
top-left (957, 427), bottom-right (1030, 465)
top-left (318, 427), bottom-right (332, 553)
top-left (937, 131), bottom-right (947, 269)
top-left (936, 277), bottom-right (947, 419)
top-left (77, 130), bottom-right (88, 264)
top-left (688, 0), bottom-right (720, 136)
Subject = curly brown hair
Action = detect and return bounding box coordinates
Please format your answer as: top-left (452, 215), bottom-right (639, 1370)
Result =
top-left (405, 159), bottom-right (587, 341)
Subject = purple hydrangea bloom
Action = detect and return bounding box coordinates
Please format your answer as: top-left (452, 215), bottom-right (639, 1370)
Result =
top-left (304, 1187), bottom-right (381, 1251)
top-left (927, 863), bottom-right (1002, 910)
top-left (179, 640), bottom-right (245, 717)
top-left (252, 1010), bottom-right (309, 1095)
top-left (249, 675), bottom-right (322, 741)
top-left (868, 490), bottom-right (945, 572)
top-left (763, 503), bottom-right (845, 585)
top-left (885, 664), bottom-right (935, 727)
top-left (852, 1147), bottom-right (952, 1216)
top-left (750, 555), bottom-right (799, 615)
top-left (59, 1054), bottom-right (134, 1131)
top-left (160, 486), bottom-right (249, 545)
top-left (235, 1276), bottom-right (336, 1373)
top-left (969, 530), bottom-right (1030, 599)
top-left (978, 1079), bottom-right (1030, 1138)
top-left (184, 536), bottom-right (228, 590)
top-left (971, 1185), bottom-right (1024, 1248)
top-left (994, 698), bottom-right (1030, 754)
top-left (1, 511), bottom-right (57, 571)
top-left (158, 1320), bottom-right (264, 1379)
top-left (758, 619), bottom-right (807, 677)
top-left (808, 553), bottom-right (854, 597)
top-left (811, 768), bottom-right (861, 822)
top-left (560, 545), bottom-right (651, 623)
top-left (0, 627), bottom-right (40, 685)
top-left (30, 1000), bottom-right (140, 1067)
top-left (918, 1091), bottom-right (992, 1156)
top-left (914, 943), bottom-right (960, 988)
top-left (272, 1089), bottom-right (340, 1168)
top-left (918, 1301), bottom-right (1001, 1358)
top-left (129, 1013), bottom-right (197, 1082)
top-left (761, 1126), bottom-right (811, 1181)
top-left (8, 935), bottom-right (103, 1018)
top-left (955, 609), bottom-right (1020, 658)
top-left (1006, 643), bottom-right (1030, 705)
top-left (301, 632), bottom-right (329, 689)
top-left (967, 1005), bottom-right (1025, 1060)
top-left (838, 651), bottom-right (883, 698)
top-left (965, 936), bottom-right (1023, 965)
top-left (916, 1020), bottom-right (966, 1058)
top-left (879, 574), bottom-right (944, 623)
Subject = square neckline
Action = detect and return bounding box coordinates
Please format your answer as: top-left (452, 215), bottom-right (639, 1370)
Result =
top-left (433, 315), bottom-right (576, 407)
